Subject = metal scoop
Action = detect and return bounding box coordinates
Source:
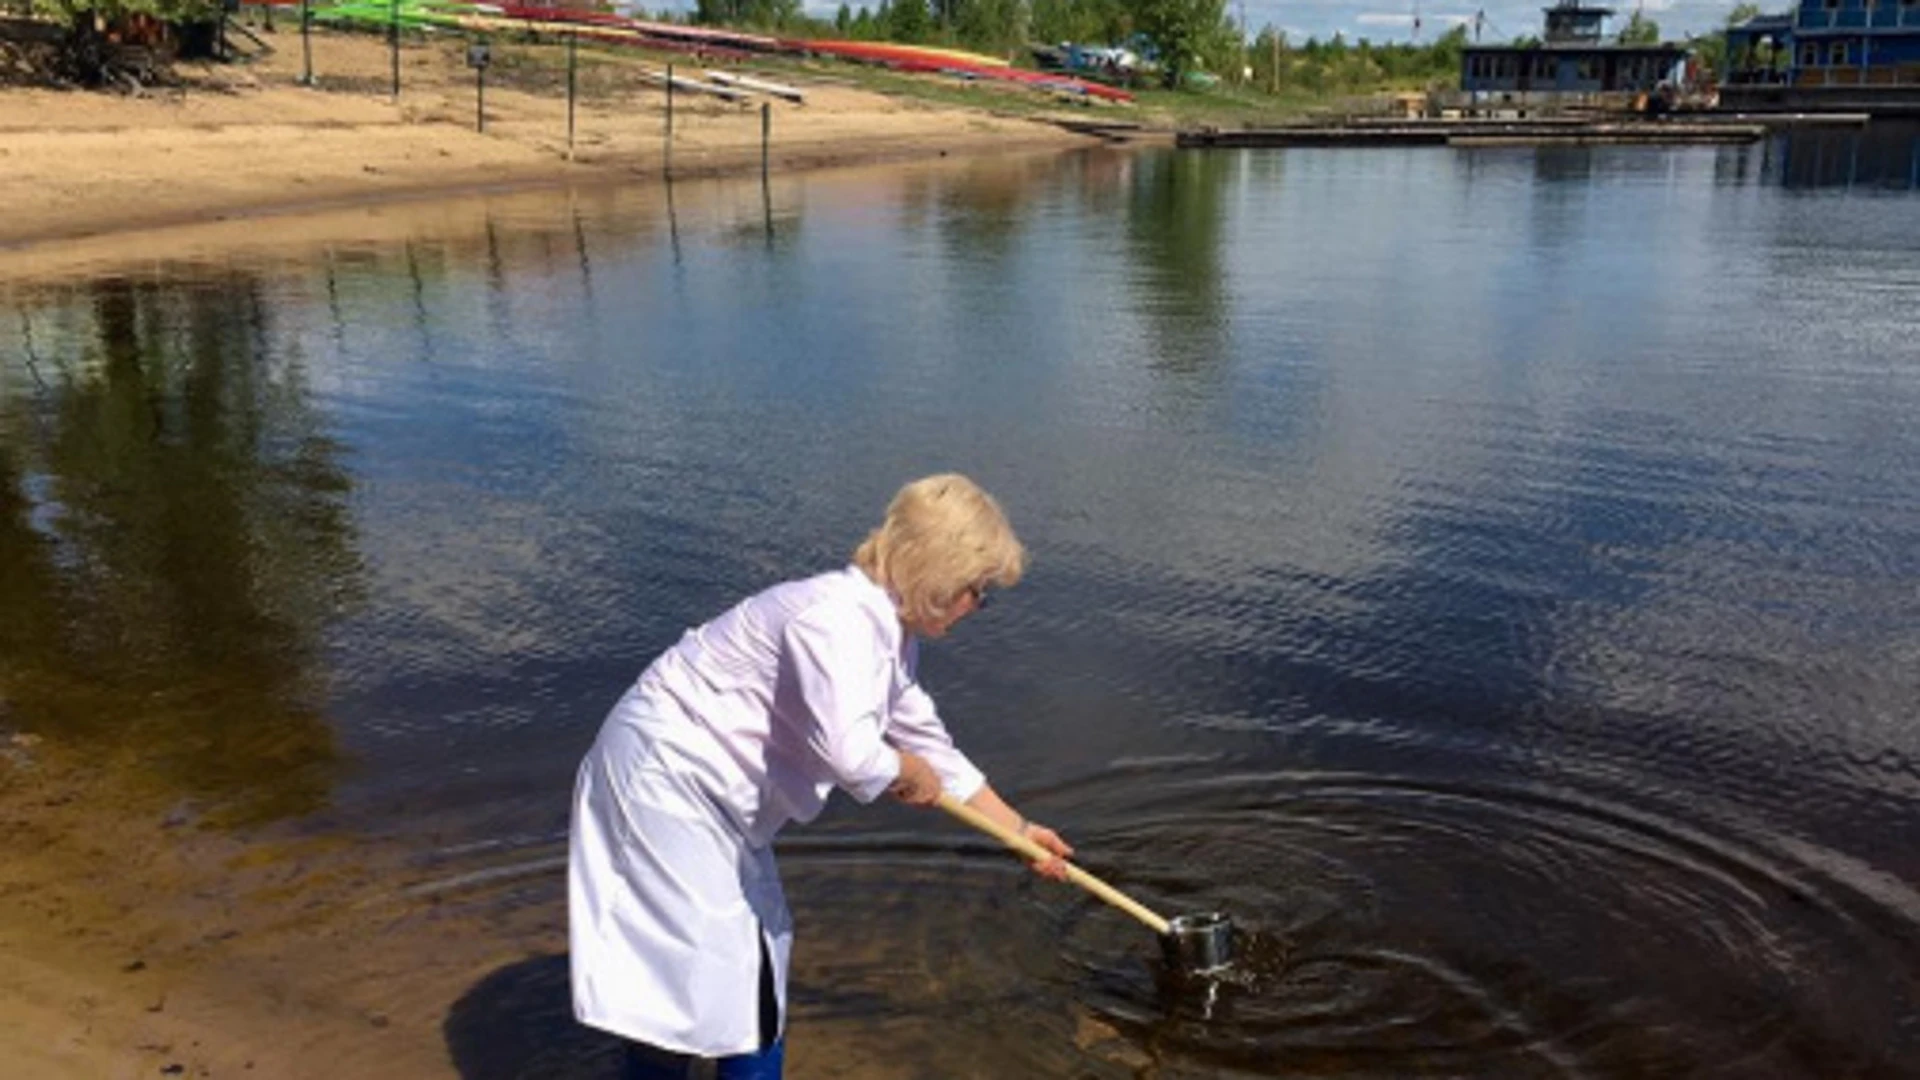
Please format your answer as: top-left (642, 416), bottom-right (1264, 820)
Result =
top-left (936, 793), bottom-right (1237, 976)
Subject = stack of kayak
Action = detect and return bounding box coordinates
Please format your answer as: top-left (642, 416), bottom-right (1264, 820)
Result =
top-left (797, 39), bottom-right (1132, 102)
top-left (313, 0), bottom-right (778, 61)
top-left (304, 1), bottom-right (1132, 103)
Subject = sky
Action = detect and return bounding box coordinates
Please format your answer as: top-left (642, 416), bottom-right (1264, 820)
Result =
top-left (757, 0), bottom-right (1767, 45)
top-left (1220, 0), bottom-right (1760, 43)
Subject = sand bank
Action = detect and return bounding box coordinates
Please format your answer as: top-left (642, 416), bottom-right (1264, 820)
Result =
top-left (0, 28), bottom-right (1097, 252)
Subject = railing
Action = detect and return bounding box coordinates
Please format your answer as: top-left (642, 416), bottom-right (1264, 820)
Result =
top-left (1794, 64), bottom-right (1920, 84)
top-left (1797, 5), bottom-right (1920, 27)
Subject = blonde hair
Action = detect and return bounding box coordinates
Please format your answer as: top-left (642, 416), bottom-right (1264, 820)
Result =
top-left (853, 473), bottom-right (1026, 627)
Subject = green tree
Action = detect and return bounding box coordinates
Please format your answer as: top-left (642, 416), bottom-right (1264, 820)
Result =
top-left (1134, 0), bottom-right (1231, 86)
top-left (954, 0), bottom-right (1025, 51)
top-left (1030, 0), bottom-right (1132, 45)
top-left (885, 0), bottom-right (930, 41)
top-left (1618, 10), bottom-right (1660, 43)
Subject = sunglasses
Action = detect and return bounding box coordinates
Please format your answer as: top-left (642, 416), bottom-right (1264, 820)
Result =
top-left (966, 583), bottom-right (992, 609)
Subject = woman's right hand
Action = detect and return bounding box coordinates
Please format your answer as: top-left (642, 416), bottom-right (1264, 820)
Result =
top-left (887, 750), bottom-right (942, 806)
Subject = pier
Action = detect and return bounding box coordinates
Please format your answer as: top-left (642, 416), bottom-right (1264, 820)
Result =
top-left (1176, 119), bottom-right (1774, 149)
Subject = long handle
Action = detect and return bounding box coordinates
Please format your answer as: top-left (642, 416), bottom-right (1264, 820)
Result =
top-left (936, 793), bottom-right (1171, 936)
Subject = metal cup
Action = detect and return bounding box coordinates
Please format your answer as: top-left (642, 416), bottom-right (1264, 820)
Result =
top-left (1161, 911), bottom-right (1235, 975)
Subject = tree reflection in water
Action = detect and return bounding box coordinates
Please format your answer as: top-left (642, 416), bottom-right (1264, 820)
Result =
top-left (0, 274), bottom-right (363, 824)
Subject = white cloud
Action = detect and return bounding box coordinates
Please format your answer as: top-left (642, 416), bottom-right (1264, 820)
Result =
top-left (1356, 12), bottom-right (1415, 26)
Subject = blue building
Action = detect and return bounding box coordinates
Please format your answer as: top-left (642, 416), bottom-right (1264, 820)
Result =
top-left (1461, 2), bottom-right (1688, 103)
top-left (1724, 0), bottom-right (1920, 91)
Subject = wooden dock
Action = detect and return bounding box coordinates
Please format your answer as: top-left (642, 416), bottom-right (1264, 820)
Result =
top-left (1177, 120), bottom-right (1771, 149)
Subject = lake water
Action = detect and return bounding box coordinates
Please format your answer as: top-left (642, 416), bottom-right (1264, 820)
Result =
top-left (3, 137), bottom-right (1918, 1077)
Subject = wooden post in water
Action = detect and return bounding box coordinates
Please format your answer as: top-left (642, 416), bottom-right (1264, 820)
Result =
top-left (665, 63), bottom-right (675, 175)
top-left (566, 32), bottom-right (578, 160)
top-left (760, 101), bottom-right (770, 179)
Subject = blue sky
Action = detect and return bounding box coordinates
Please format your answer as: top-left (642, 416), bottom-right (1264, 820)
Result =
top-left (755, 0), bottom-right (1766, 44)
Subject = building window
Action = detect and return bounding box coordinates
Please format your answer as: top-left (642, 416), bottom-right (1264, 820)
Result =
top-left (1828, 40), bottom-right (1850, 64)
top-left (1801, 42), bottom-right (1820, 65)
top-left (1533, 56), bottom-right (1556, 80)
top-left (1577, 57), bottom-right (1601, 79)
top-left (1822, 0), bottom-right (1839, 9)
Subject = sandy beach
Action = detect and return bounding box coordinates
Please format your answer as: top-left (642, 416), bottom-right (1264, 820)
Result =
top-left (0, 26), bottom-right (1102, 252)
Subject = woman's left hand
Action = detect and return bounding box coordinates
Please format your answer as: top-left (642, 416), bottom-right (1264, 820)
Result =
top-left (1021, 823), bottom-right (1075, 882)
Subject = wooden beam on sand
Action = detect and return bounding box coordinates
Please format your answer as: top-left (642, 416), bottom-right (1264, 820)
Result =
top-left (641, 68), bottom-right (746, 102)
top-left (703, 70), bottom-right (805, 104)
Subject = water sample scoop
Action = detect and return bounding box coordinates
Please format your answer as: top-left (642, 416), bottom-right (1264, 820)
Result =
top-left (935, 793), bottom-right (1237, 976)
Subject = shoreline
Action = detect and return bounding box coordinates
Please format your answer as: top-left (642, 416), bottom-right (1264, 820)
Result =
top-left (0, 30), bottom-right (1108, 259)
top-left (0, 125), bottom-right (1100, 257)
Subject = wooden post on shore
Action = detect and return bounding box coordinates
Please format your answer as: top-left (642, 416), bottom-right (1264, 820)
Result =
top-left (665, 63), bottom-right (675, 175)
top-left (299, 0), bottom-right (312, 86)
top-left (388, 0), bottom-right (400, 99)
top-left (566, 32), bottom-right (578, 160)
top-left (760, 101), bottom-right (770, 179)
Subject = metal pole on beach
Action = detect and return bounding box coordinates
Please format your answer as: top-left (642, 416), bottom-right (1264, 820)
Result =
top-left (566, 31), bottom-right (578, 160)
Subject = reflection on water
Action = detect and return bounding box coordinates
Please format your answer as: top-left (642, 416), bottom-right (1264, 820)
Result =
top-left (3, 145), bottom-right (1919, 1076)
top-left (1, 276), bottom-right (361, 822)
top-left (1717, 119), bottom-right (1920, 190)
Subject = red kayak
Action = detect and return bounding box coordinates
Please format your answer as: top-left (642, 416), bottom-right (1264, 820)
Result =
top-left (798, 39), bottom-right (1133, 102)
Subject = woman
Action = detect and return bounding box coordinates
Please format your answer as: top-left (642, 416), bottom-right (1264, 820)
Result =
top-left (569, 473), bottom-right (1074, 1080)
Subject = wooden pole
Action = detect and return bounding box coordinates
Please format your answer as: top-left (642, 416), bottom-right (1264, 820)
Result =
top-left (935, 794), bottom-right (1171, 937)
top-left (665, 62), bottom-right (675, 175)
top-left (760, 100), bottom-right (770, 178)
top-left (300, 0), bottom-right (312, 85)
top-left (566, 31), bottom-right (577, 160)
top-left (476, 54), bottom-right (485, 132)
top-left (389, 0), bottom-right (400, 99)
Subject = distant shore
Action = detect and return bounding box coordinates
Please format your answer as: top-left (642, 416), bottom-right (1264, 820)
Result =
top-left (0, 28), bottom-right (1103, 253)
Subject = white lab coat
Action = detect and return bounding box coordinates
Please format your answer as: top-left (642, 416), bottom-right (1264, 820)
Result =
top-left (569, 566), bottom-right (986, 1057)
